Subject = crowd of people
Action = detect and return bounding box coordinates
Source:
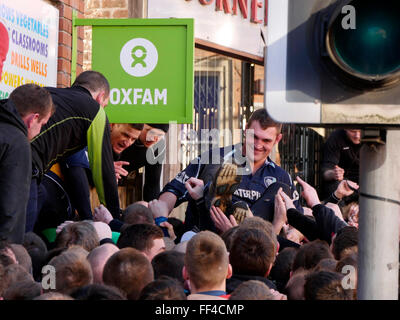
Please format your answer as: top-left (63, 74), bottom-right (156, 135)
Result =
top-left (0, 70), bottom-right (397, 301)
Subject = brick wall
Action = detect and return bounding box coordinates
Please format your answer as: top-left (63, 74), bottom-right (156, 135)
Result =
top-left (83, 0), bottom-right (129, 70)
top-left (46, 0), bottom-right (85, 87)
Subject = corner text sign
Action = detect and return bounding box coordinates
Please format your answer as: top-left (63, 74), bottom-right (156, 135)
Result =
top-left (90, 19), bottom-right (194, 124)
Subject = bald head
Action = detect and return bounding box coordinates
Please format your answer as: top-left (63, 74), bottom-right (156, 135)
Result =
top-left (87, 244), bottom-right (119, 284)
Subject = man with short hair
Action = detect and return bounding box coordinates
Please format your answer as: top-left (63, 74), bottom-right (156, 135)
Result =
top-left (103, 247), bottom-right (154, 300)
top-left (119, 123), bottom-right (169, 201)
top-left (0, 84), bottom-right (54, 244)
top-left (184, 231), bottom-right (232, 300)
top-left (321, 128), bottom-right (361, 200)
top-left (27, 70), bottom-right (122, 232)
top-left (148, 109), bottom-right (301, 232)
top-left (116, 223), bottom-right (165, 261)
top-left (226, 227), bottom-right (277, 293)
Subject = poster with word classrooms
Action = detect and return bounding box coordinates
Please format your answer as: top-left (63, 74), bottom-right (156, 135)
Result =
top-left (0, 0), bottom-right (59, 99)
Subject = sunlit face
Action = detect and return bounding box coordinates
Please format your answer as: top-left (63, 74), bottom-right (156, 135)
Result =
top-left (144, 238), bottom-right (166, 261)
top-left (27, 111), bottom-right (52, 140)
top-left (345, 129), bottom-right (361, 145)
top-left (139, 124), bottom-right (166, 148)
top-left (244, 120), bottom-right (282, 165)
top-left (110, 123), bottom-right (141, 154)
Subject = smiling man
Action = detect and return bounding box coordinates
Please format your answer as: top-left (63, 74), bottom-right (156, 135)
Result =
top-left (148, 109), bottom-right (301, 232)
top-left (119, 124), bottom-right (169, 202)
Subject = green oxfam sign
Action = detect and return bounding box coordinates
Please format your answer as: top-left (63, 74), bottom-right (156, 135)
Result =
top-left (89, 19), bottom-right (194, 123)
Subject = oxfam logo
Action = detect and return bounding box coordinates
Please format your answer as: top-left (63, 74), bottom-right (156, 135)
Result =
top-left (120, 38), bottom-right (158, 77)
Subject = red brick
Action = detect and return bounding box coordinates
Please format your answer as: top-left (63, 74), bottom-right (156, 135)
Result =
top-left (57, 72), bottom-right (70, 88)
top-left (77, 39), bottom-right (84, 52)
top-left (59, 31), bottom-right (72, 47)
top-left (78, 27), bottom-right (84, 40)
top-left (58, 45), bottom-right (72, 60)
top-left (70, 0), bottom-right (81, 10)
top-left (77, 52), bottom-right (84, 66)
top-left (58, 59), bottom-right (71, 73)
top-left (103, 0), bottom-right (127, 9)
top-left (62, 4), bottom-right (73, 20)
top-left (112, 9), bottom-right (128, 18)
top-left (76, 65), bottom-right (84, 76)
top-left (78, 0), bottom-right (85, 13)
top-left (86, 0), bottom-right (102, 10)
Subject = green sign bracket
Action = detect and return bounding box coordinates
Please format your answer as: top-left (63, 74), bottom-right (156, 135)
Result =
top-left (71, 14), bottom-right (194, 124)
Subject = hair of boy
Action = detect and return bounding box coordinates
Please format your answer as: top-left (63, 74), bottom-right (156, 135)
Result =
top-left (229, 228), bottom-right (276, 277)
top-left (304, 270), bottom-right (354, 300)
top-left (72, 70), bottom-right (110, 98)
top-left (229, 280), bottom-right (275, 300)
top-left (284, 269), bottom-right (308, 300)
top-left (332, 226), bottom-right (358, 260)
top-left (246, 108), bottom-right (282, 134)
top-left (116, 223), bottom-right (163, 252)
top-left (184, 231), bottom-right (230, 291)
top-left (151, 250), bottom-right (185, 284)
top-left (292, 239), bottom-right (334, 272)
top-left (123, 203), bottom-right (154, 225)
top-left (70, 283), bottom-right (127, 300)
top-left (102, 247), bottom-right (154, 300)
top-left (3, 279), bottom-right (42, 300)
top-left (33, 292), bottom-right (74, 300)
top-left (240, 217), bottom-right (279, 249)
top-left (48, 246), bottom-right (93, 294)
top-left (138, 276), bottom-right (187, 300)
top-left (22, 232), bottom-right (48, 281)
top-left (55, 221), bottom-right (100, 252)
top-left (313, 258), bottom-right (338, 272)
top-left (9, 244), bottom-right (32, 274)
top-left (220, 226), bottom-right (240, 252)
top-left (269, 247), bottom-right (298, 292)
top-left (9, 83), bottom-right (55, 120)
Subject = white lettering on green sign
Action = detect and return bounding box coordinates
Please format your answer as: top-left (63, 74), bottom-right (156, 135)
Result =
top-left (109, 88), bottom-right (167, 105)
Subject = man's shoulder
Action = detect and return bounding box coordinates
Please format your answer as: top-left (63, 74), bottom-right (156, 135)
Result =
top-left (260, 160), bottom-right (294, 185)
top-left (45, 86), bottom-right (99, 115)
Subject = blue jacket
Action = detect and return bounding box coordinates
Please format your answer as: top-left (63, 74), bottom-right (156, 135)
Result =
top-left (161, 144), bottom-right (302, 231)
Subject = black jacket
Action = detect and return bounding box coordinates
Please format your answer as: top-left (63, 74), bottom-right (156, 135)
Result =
top-left (0, 99), bottom-right (31, 244)
top-left (119, 138), bottom-right (165, 202)
top-left (30, 86), bottom-right (120, 218)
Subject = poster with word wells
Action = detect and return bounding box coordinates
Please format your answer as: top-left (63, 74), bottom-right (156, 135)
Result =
top-left (0, 0), bottom-right (59, 99)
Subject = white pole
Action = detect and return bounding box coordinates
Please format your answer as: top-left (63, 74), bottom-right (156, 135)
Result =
top-left (358, 129), bottom-right (400, 300)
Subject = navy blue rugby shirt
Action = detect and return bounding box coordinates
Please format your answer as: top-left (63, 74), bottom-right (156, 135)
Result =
top-left (161, 144), bottom-right (302, 230)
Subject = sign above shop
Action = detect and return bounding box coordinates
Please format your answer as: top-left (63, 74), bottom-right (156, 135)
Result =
top-left (148, 0), bottom-right (268, 59)
top-left (90, 19), bottom-right (194, 124)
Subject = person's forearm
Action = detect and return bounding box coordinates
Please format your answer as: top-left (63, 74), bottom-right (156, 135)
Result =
top-left (158, 192), bottom-right (177, 215)
top-left (323, 169), bottom-right (336, 181)
top-left (287, 208), bottom-right (319, 241)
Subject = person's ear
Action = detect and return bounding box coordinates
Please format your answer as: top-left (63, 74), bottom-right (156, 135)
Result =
top-left (182, 266), bottom-right (189, 281)
top-left (226, 263), bottom-right (233, 279)
top-left (24, 113), bottom-right (39, 128)
top-left (275, 133), bottom-right (283, 145)
top-left (94, 90), bottom-right (105, 106)
top-left (265, 263), bottom-right (273, 277)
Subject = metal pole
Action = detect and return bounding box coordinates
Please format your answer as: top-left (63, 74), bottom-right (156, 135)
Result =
top-left (358, 129), bottom-right (400, 300)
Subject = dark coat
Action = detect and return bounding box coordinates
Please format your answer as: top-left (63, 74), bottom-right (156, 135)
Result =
top-left (0, 99), bottom-right (31, 244)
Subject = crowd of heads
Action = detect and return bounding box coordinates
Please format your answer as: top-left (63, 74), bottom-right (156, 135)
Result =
top-left (0, 196), bottom-right (368, 300)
